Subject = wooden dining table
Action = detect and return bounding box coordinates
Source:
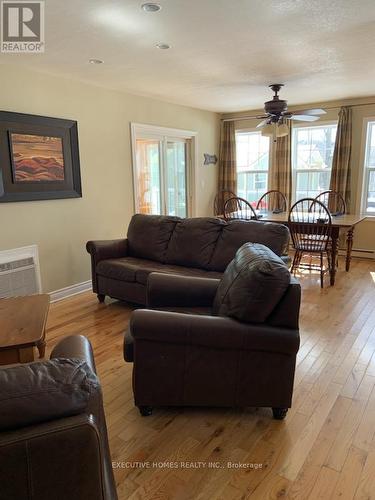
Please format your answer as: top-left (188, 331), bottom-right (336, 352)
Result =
top-left (226, 211), bottom-right (367, 286)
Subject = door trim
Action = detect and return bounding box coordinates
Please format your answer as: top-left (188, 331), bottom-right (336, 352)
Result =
top-left (130, 123), bottom-right (198, 217)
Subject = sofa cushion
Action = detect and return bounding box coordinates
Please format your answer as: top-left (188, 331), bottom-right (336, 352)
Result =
top-left (96, 258), bottom-right (137, 282)
top-left (135, 262), bottom-right (222, 285)
top-left (127, 214), bottom-right (180, 262)
top-left (212, 243), bottom-right (291, 323)
top-left (0, 359), bottom-right (98, 431)
top-left (165, 217), bottom-right (224, 268)
top-left (97, 256), bottom-right (222, 285)
top-left (209, 220), bottom-right (290, 271)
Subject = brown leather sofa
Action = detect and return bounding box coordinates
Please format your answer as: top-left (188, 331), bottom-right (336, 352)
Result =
top-left (124, 243), bottom-right (301, 420)
top-left (87, 214), bottom-right (290, 305)
top-left (0, 335), bottom-right (117, 500)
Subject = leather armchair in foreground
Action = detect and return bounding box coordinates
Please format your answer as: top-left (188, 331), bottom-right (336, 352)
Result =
top-left (125, 243), bottom-right (301, 420)
top-left (0, 335), bottom-right (117, 500)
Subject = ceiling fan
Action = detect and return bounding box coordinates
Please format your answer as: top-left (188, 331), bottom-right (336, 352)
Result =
top-left (256, 84), bottom-right (326, 137)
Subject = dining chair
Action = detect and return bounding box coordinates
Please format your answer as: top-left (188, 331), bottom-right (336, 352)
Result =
top-left (213, 189), bottom-right (237, 217)
top-left (256, 190), bottom-right (288, 213)
top-left (223, 196), bottom-right (258, 221)
top-left (288, 198), bottom-right (332, 288)
top-left (313, 190), bottom-right (346, 269)
top-left (314, 190), bottom-right (346, 216)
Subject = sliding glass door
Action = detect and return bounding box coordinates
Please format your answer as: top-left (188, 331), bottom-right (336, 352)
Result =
top-left (132, 125), bottom-right (192, 217)
top-left (166, 139), bottom-right (188, 217)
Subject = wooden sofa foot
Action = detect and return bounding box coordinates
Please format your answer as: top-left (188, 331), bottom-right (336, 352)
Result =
top-left (97, 294), bottom-right (105, 303)
top-left (138, 406), bottom-right (153, 416)
top-left (272, 407), bottom-right (288, 420)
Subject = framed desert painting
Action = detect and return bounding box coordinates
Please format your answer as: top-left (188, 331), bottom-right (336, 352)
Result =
top-left (0, 111), bottom-right (82, 202)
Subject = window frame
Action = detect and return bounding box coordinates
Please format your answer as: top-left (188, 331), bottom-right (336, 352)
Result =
top-left (291, 120), bottom-right (338, 203)
top-left (235, 127), bottom-right (273, 204)
top-left (357, 117), bottom-right (375, 217)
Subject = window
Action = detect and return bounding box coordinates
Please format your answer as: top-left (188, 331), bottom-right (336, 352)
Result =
top-left (362, 121), bottom-right (375, 214)
top-left (236, 131), bottom-right (270, 206)
top-left (292, 124), bottom-right (337, 201)
top-left (131, 124), bottom-right (196, 217)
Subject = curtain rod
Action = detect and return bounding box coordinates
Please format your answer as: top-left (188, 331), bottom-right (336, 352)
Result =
top-left (221, 101), bottom-right (375, 122)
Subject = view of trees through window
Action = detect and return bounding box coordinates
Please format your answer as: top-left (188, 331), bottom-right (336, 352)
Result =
top-left (292, 124), bottom-right (337, 200)
top-left (235, 131), bottom-right (270, 206)
top-left (135, 139), bottom-right (161, 214)
top-left (134, 135), bottom-right (188, 217)
top-left (235, 124), bottom-right (337, 206)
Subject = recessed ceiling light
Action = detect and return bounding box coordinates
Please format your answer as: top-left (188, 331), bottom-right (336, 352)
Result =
top-left (156, 43), bottom-right (170, 50)
top-left (89, 59), bottom-right (104, 64)
top-left (142, 3), bottom-right (161, 12)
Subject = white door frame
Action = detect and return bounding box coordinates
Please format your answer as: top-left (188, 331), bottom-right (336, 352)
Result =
top-left (130, 123), bottom-right (198, 217)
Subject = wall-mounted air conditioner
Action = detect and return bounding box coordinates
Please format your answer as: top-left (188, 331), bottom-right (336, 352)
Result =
top-left (0, 245), bottom-right (42, 298)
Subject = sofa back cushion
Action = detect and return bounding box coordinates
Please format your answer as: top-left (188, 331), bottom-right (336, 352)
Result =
top-left (209, 220), bottom-right (290, 272)
top-left (165, 217), bottom-right (224, 268)
top-left (212, 243), bottom-right (291, 323)
top-left (127, 214), bottom-right (180, 262)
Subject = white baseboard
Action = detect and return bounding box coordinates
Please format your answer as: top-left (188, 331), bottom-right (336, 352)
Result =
top-left (338, 249), bottom-right (375, 260)
top-left (50, 280), bottom-right (92, 303)
top-left (288, 244), bottom-right (375, 260)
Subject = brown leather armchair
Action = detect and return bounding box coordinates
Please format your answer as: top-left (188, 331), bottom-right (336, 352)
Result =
top-left (0, 335), bottom-right (117, 500)
top-left (124, 243), bottom-right (301, 420)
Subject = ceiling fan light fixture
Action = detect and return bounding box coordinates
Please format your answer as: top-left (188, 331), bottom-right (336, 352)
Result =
top-left (276, 123), bottom-right (289, 137)
top-left (256, 85), bottom-right (326, 130)
top-left (261, 123), bottom-right (274, 137)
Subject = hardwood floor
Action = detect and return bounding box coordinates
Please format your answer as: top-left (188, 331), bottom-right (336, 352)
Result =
top-left (45, 258), bottom-right (375, 499)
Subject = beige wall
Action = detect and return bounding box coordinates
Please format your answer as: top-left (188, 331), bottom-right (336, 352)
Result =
top-left (0, 65), bottom-right (220, 293)
top-left (222, 96), bottom-right (375, 254)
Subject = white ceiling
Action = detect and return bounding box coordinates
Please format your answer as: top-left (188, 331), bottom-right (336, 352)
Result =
top-left (2, 0), bottom-right (375, 112)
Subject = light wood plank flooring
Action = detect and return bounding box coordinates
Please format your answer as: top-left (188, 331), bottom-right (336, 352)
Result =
top-left (45, 258), bottom-right (375, 499)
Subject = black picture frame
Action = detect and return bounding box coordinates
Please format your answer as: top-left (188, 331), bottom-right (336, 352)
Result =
top-left (0, 111), bottom-right (82, 202)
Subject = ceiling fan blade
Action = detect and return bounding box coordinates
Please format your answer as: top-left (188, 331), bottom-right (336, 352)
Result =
top-left (255, 115), bottom-right (269, 119)
top-left (256, 119), bottom-right (269, 128)
top-left (290, 115), bottom-right (320, 122)
top-left (292, 108), bottom-right (326, 116)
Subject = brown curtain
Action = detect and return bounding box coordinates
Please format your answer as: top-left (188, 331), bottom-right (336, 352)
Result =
top-left (329, 106), bottom-right (352, 212)
top-left (268, 122), bottom-right (292, 210)
top-left (218, 121), bottom-right (237, 194)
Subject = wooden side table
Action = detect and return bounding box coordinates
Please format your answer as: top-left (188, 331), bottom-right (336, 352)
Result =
top-left (0, 294), bottom-right (50, 365)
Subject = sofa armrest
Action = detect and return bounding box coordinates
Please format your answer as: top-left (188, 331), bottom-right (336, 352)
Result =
top-left (86, 239), bottom-right (128, 293)
top-left (51, 334), bottom-right (96, 374)
top-left (147, 273), bottom-right (220, 308)
top-left (50, 336), bottom-right (105, 436)
top-left (0, 412), bottom-right (95, 445)
top-left (0, 414), bottom-right (116, 500)
top-left (267, 277), bottom-right (301, 329)
top-left (51, 338), bottom-right (116, 500)
top-left (86, 239), bottom-right (128, 262)
top-left (130, 309), bottom-right (300, 356)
